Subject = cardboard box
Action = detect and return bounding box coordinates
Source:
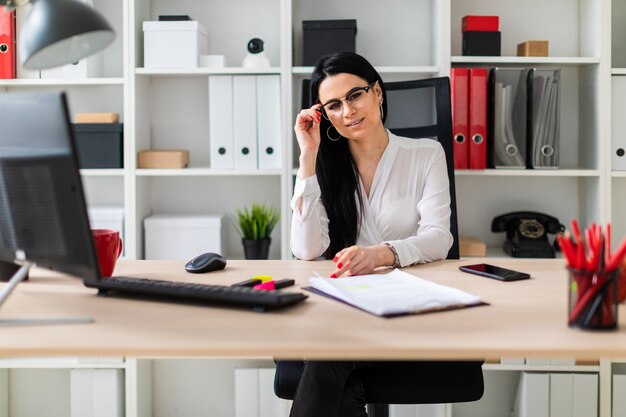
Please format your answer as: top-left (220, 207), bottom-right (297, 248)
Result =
top-left (137, 150), bottom-right (189, 169)
top-left (72, 123), bottom-right (124, 168)
top-left (144, 214), bottom-right (224, 260)
top-left (517, 40), bottom-right (549, 57)
top-left (143, 21), bottom-right (208, 68)
top-left (76, 113), bottom-right (120, 123)
top-left (459, 236), bottom-right (487, 257)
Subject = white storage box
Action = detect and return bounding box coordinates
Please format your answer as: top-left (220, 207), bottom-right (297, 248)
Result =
top-left (144, 214), bottom-right (224, 260)
top-left (88, 207), bottom-right (124, 234)
top-left (143, 21), bottom-right (208, 68)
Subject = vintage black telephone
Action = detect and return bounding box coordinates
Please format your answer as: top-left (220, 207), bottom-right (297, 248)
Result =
top-left (491, 211), bottom-right (565, 258)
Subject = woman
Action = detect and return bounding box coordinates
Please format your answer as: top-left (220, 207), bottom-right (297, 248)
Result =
top-left (292, 51), bottom-right (452, 277)
top-left (289, 52), bottom-right (454, 416)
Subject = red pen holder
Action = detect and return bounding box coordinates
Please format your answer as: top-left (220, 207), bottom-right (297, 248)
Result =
top-left (568, 267), bottom-right (619, 330)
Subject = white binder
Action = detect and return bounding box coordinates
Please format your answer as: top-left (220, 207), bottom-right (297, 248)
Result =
top-left (549, 373), bottom-right (574, 417)
top-left (70, 369), bottom-right (124, 417)
top-left (512, 372), bottom-right (549, 417)
top-left (573, 373), bottom-right (598, 417)
top-left (613, 375), bottom-right (626, 416)
top-left (256, 75), bottom-right (282, 169)
top-left (234, 76), bottom-right (258, 169)
top-left (611, 77), bottom-right (626, 170)
top-left (209, 75), bottom-right (235, 169)
top-left (234, 368), bottom-right (258, 417)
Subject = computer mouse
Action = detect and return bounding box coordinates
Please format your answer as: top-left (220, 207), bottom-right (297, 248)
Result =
top-left (185, 252), bottom-right (227, 273)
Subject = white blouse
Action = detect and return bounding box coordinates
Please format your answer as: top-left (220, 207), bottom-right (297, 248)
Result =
top-left (290, 131), bottom-right (453, 266)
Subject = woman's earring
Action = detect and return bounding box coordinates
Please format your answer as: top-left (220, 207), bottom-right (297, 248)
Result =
top-left (326, 126), bottom-right (341, 142)
top-left (379, 100), bottom-right (384, 120)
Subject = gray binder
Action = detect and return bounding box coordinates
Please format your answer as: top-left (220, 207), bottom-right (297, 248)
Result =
top-left (489, 68), bottom-right (530, 168)
top-left (527, 69), bottom-right (560, 169)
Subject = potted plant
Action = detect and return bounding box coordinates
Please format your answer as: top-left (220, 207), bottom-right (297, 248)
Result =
top-left (235, 202), bottom-right (280, 259)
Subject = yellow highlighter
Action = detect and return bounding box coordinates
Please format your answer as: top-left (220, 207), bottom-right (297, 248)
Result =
top-left (252, 275), bottom-right (272, 283)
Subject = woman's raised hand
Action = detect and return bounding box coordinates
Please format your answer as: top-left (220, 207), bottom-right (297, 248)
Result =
top-left (294, 103), bottom-right (322, 157)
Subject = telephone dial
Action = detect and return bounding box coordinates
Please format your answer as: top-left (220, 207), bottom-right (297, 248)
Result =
top-left (491, 211), bottom-right (565, 258)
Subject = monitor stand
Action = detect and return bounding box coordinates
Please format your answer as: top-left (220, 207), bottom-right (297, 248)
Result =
top-left (0, 261), bottom-right (93, 326)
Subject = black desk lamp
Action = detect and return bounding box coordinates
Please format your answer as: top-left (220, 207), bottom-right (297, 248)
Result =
top-left (1, 0), bottom-right (115, 69)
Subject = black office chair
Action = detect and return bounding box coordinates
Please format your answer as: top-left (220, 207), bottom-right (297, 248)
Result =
top-left (276, 77), bottom-right (483, 416)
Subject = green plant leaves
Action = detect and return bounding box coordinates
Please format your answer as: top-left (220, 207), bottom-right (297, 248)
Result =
top-left (235, 202), bottom-right (280, 240)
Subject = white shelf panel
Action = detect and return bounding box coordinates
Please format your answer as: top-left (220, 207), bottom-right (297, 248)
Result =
top-left (0, 357), bottom-right (126, 369)
top-left (455, 169), bottom-right (600, 177)
top-left (136, 168), bottom-right (283, 177)
top-left (0, 78), bottom-right (124, 86)
top-left (612, 171), bottom-right (626, 177)
top-left (135, 67), bottom-right (281, 76)
top-left (612, 69), bottom-right (626, 75)
top-left (483, 364), bottom-right (599, 372)
top-left (451, 56), bottom-right (599, 65)
top-left (80, 169), bottom-right (125, 177)
top-left (292, 66), bottom-right (440, 75)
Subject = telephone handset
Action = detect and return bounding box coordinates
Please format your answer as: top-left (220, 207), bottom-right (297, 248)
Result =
top-left (491, 211), bottom-right (564, 258)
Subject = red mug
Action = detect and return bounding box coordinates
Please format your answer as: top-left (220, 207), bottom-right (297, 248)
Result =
top-left (92, 229), bottom-right (123, 277)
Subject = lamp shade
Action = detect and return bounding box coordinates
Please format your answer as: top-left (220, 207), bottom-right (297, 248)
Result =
top-left (20, 0), bottom-right (115, 70)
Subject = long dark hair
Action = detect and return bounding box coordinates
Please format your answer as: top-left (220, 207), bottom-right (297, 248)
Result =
top-left (309, 52), bottom-right (387, 259)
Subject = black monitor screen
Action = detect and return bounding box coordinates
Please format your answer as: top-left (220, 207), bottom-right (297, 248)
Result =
top-left (0, 92), bottom-right (99, 280)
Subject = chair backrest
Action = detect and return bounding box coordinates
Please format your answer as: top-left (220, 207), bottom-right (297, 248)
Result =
top-left (384, 77), bottom-right (459, 259)
top-left (300, 77), bottom-right (459, 259)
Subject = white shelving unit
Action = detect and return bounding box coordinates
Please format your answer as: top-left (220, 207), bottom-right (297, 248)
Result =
top-left (2, 0), bottom-right (624, 416)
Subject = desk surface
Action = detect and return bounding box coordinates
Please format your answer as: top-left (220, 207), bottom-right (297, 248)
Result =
top-left (1, 258), bottom-right (626, 360)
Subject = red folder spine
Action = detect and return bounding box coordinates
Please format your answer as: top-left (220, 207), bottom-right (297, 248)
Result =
top-left (469, 68), bottom-right (488, 169)
top-left (462, 16), bottom-right (499, 32)
top-left (0, 9), bottom-right (15, 79)
top-left (451, 68), bottom-right (469, 169)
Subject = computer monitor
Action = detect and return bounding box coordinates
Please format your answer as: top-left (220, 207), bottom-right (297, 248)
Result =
top-left (0, 91), bottom-right (100, 322)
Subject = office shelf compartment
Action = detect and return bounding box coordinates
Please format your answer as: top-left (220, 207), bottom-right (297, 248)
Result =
top-left (291, 0), bottom-right (438, 67)
top-left (131, 0), bottom-right (282, 70)
top-left (456, 176), bottom-right (599, 249)
top-left (14, 0), bottom-right (125, 80)
top-left (451, 0), bottom-right (601, 59)
top-left (134, 76), bottom-right (210, 169)
top-left (134, 359), bottom-right (286, 417)
top-left (135, 176), bottom-right (282, 260)
top-left (82, 177), bottom-right (125, 209)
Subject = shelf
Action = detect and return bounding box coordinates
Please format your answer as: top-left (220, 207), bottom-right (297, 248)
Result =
top-left (455, 169), bottom-right (600, 177)
top-left (483, 364), bottom-right (599, 372)
top-left (292, 66), bottom-right (441, 75)
top-left (612, 171), bottom-right (626, 177)
top-left (80, 169), bottom-right (125, 177)
top-left (135, 67), bottom-right (281, 76)
top-left (0, 357), bottom-right (126, 369)
top-left (451, 56), bottom-right (599, 65)
top-left (612, 69), bottom-right (626, 75)
top-left (0, 78), bottom-right (125, 86)
top-left (135, 168), bottom-right (283, 177)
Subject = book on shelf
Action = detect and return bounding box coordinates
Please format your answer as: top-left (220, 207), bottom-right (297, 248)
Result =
top-left (308, 269), bottom-right (484, 317)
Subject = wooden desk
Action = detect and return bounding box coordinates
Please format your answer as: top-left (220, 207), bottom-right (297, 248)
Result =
top-left (1, 258), bottom-right (625, 361)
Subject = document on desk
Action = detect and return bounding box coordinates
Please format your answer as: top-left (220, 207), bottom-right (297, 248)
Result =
top-left (309, 269), bottom-right (484, 317)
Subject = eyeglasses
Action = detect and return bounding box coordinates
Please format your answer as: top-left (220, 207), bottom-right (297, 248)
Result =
top-left (318, 81), bottom-right (377, 119)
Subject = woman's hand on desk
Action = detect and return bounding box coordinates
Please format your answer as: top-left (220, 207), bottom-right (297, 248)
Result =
top-left (331, 244), bottom-right (396, 277)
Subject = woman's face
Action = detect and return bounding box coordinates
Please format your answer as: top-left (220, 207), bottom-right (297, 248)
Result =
top-left (317, 73), bottom-right (383, 141)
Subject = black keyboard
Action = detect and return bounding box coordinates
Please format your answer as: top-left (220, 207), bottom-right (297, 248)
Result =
top-left (85, 276), bottom-right (308, 311)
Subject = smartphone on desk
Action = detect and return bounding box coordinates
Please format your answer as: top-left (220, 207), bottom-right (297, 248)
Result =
top-left (459, 263), bottom-right (530, 282)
